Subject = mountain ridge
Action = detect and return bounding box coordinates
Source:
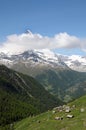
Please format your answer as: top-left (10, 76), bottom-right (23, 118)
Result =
top-left (0, 49), bottom-right (86, 72)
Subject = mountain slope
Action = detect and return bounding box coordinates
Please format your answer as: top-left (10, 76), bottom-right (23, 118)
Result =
top-left (0, 50), bottom-right (86, 102)
top-left (14, 95), bottom-right (86, 130)
top-left (35, 69), bottom-right (86, 102)
top-left (0, 65), bottom-right (61, 127)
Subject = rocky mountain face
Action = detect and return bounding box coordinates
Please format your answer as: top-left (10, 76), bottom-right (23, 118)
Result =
top-left (0, 50), bottom-right (86, 102)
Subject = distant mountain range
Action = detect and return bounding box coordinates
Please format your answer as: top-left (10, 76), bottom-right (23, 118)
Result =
top-left (0, 49), bottom-right (68, 72)
top-left (0, 49), bottom-right (86, 72)
top-left (59, 54), bottom-right (86, 72)
top-left (0, 50), bottom-right (86, 102)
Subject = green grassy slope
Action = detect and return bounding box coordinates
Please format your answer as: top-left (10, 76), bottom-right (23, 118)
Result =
top-left (14, 95), bottom-right (86, 130)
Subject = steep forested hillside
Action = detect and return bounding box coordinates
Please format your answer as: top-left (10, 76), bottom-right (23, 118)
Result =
top-left (0, 65), bottom-right (61, 128)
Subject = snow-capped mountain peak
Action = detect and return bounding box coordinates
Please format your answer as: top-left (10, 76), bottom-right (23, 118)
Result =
top-left (0, 49), bottom-right (86, 72)
top-left (25, 29), bottom-right (33, 35)
top-left (69, 55), bottom-right (86, 64)
top-left (61, 54), bottom-right (86, 72)
top-left (0, 49), bottom-right (67, 69)
top-left (34, 49), bottom-right (58, 61)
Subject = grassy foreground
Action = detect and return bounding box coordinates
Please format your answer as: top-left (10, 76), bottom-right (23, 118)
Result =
top-left (14, 95), bottom-right (86, 130)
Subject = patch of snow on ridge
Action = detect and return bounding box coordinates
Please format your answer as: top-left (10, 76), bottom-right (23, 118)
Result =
top-left (34, 49), bottom-right (59, 63)
top-left (69, 55), bottom-right (86, 65)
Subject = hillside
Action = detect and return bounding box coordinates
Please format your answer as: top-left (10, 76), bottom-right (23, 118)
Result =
top-left (35, 69), bottom-right (86, 102)
top-left (14, 95), bottom-right (86, 130)
top-left (0, 65), bottom-right (61, 128)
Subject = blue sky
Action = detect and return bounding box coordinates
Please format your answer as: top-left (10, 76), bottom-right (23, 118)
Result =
top-left (0, 0), bottom-right (86, 55)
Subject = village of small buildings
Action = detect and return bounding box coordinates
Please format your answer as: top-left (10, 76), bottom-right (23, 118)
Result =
top-left (52, 104), bottom-right (85, 120)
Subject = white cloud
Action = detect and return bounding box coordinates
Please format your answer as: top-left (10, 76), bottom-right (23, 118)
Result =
top-left (0, 31), bottom-right (86, 54)
top-left (80, 39), bottom-right (86, 52)
top-left (54, 33), bottom-right (80, 49)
